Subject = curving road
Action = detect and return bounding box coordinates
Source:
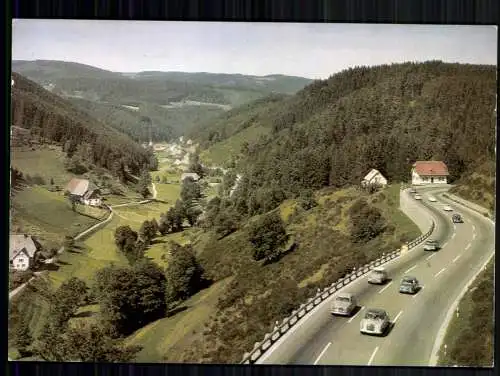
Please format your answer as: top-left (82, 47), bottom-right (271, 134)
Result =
top-left (257, 186), bottom-right (494, 366)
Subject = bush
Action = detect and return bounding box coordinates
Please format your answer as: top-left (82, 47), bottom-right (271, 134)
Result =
top-left (248, 212), bottom-right (287, 261)
top-left (349, 200), bottom-right (387, 243)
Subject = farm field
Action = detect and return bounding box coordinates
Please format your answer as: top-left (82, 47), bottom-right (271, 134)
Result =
top-left (11, 185), bottom-right (108, 247)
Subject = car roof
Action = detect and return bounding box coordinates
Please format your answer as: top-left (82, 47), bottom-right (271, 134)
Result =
top-left (366, 308), bottom-right (386, 315)
top-left (372, 267), bottom-right (386, 272)
top-left (337, 292), bottom-right (354, 298)
top-left (402, 276), bottom-right (416, 281)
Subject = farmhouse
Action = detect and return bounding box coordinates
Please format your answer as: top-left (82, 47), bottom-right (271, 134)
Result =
top-left (411, 161), bottom-right (449, 185)
top-left (181, 172), bottom-right (200, 182)
top-left (361, 168), bottom-right (388, 187)
top-left (66, 178), bottom-right (102, 206)
top-left (10, 234), bottom-right (42, 271)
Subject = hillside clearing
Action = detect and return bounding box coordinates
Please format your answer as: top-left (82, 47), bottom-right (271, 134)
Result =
top-left (125, 277), bottom-right (233, 362)
top-left (11, 186), bottom-right (108, 246)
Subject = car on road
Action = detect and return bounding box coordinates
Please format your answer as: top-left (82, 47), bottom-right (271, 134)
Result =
top-left (443, 205), bottom-right (453, 211)
top-left (360, 308), bottom-right (391, 336)
top-left (399, 276), bottom-right (420, 294)
top-left (367, 267), bottom-right (389, 285)
top-left (428, 196), bottom-right (437, 202)
top-left (409, 188), bottom-right (417, 194)
top-left (414, 194), bottom-right (422, 200)
top-left (330, 292), bottom-right (357, 316)
top-left (423, 239), bottom-right (439, 251)
top-left (452, 214), bottom-right (463, 223)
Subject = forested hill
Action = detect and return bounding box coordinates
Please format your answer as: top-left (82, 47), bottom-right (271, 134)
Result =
top-left (11, 72), bottom-right (156, 179)
top-left (208, 61), bottom-right (496, 217)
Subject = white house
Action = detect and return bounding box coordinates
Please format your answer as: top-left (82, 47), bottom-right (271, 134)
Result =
top-left (181, 172), bottom-right (200, 182)
top-left (66, 178), bottom-right (102, 206)
top-left (10, 234), bottom-right (42, 271)
top-left (361, 169), bottom-right (388, 187)
top-left (411, 161), bottom-right (449, 185)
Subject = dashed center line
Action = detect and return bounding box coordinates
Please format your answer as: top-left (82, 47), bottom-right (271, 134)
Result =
top-left (426, 253), bottom-right (436, 261)
top-left (368, 346), bottom-right (379, 366)
top-left (393, 310), bottom-right (403, 324)
top-left (441, 241), bottom-right (448, 249)
top-left (473, 233), bottom-right (476, 240)
top-left (452, 255), bottom-right (461, 263)
top-left (347, 306), bottom-right (365, 323)
top-left (472, 225), bottom-right (476, 231)
top-left (405, 265), bottom-right (417, 274)
top-left (313, 342), bottom-right (331, 365)
top-left (378, 281), bottom-right (393, 294)
top-left (465, 243), bottom-right (471, 250)
top-left (435, 267), bottom-right (446, 278)
top-left (451, 233), bottom-right (456, 239)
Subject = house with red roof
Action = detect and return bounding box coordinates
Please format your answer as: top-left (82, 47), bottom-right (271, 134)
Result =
top-left (411, 161), bottom-right (449, 185)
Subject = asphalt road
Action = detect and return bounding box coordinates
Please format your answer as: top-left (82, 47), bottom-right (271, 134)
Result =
top-left (258, 186), bottom-right (494, 366)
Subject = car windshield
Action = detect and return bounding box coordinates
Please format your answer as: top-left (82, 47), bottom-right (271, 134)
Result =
top-left (425, 240), bottom-right (436, 245)
top-left (336, 296), bottom-right (351, 303)
top-left (402, 278), bottom-right (414, 283)
top-left (365, 311), bottom-right (384, 320)
top-left (372, 270), bottom-right (385, 275)
top-left (401, 281), bottom-right (413, 286)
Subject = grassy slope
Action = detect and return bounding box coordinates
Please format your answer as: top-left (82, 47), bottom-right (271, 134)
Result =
top-left (11, 147), bottom-right (73, 187)
top-left (200, 125), bottom-right (271, 166)
top-left (11, 185), bottom-right (108, 247)
top-left (125, 276), bottom-right (234, 362)
top-left (437, 257), bottom-right (494, 367)
top-left (449, 160), bottom-right (495, 215)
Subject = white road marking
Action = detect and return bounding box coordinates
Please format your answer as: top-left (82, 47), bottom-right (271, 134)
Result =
top-left (465, 243), bottom-right (471, 250)
top-left (314, 342), bottom-right (331, 365)
top-left (378, 281), bottom-right (393, 294)
top-left (472, 225), bottom-right (476, 232)
top-left (368, 346), bottom-right (379, 366)
top-left (393, 310), bottom-right (403, 324)
top-left (452, 255), bottom-right (461, 263)
top-left (441, 242), bottom-right (448, 248)
top-left (451, 233), bottom-right (456, 239)
top-left (405, 265), bottom-right (417, 274)
top-left (426, 253), bottom-right (435, 261)
top-left (347, 306), bottom-right (365, 323)
top-left (473, 233), bottom-right (476, 240)
top-left (435, 268), bottom-right (446, 278)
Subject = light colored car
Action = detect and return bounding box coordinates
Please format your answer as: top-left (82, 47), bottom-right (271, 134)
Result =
top-left (428, 196), bottom-right (437, 202)
top-left (331, 292), bottom-right (357, 316)
top-left (399, 276), bottom-right (420, 294)
top-left (443, 205), bottom-right (453, 211)
top-left (423, 239), bottom-right (439, 251)
top-left (360, 308), bottom-right (391, 336)
top-left (367, 267), bottom-right (388, 285)
top-left (414, 194), bottom-right (422, 200)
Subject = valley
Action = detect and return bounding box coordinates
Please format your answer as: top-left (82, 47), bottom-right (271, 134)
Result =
top-left (8, 60), bottom-right (495, 366)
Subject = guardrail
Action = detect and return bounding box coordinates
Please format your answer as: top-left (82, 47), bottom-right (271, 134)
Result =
top-left (241, 219), bottom-right (435, 364)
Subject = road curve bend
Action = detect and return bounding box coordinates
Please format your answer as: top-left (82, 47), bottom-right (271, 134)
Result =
top-left (257, 186), bottom-right (494, 366)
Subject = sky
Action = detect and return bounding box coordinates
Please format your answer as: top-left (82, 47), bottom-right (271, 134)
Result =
top-left (12, 20), bottom-right (497, 79)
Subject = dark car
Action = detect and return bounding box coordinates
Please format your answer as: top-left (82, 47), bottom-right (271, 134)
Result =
top-left (399, 276), bottom-right (420, 294)
top-left (452, 214), bottom-right (463, 223)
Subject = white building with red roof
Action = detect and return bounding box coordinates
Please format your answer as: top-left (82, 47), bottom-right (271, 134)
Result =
top-left (411, 161), bottom-right (449, 185)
